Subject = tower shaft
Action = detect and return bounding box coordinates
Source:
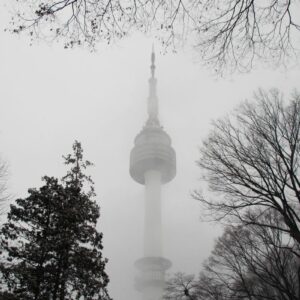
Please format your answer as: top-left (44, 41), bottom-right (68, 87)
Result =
top-left (143, 170), bottom-right (164, 300)
top-left (144, 170), bottom-right (162, 257)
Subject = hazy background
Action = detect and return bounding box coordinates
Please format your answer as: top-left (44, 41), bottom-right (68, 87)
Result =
top-left (1, 5), bottom-right (300, 299)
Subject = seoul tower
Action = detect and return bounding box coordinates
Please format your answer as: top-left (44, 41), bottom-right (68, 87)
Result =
top-left (129, 49), bottom-right (176, 300)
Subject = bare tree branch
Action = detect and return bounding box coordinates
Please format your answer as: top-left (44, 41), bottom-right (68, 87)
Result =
top-left (7, 0), bottom-right (300, 73)
top-left (0, 157), bottom-right (8, 214)
top-left (199, 210), bottom-right (300, 300)
top-left (194, 89), bottom-right (300, 244)
top-left (165, 210), bottom-right (300, 300)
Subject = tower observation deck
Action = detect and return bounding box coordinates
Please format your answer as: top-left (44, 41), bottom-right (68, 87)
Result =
top-left (130, 50), bottom-right (176, 300)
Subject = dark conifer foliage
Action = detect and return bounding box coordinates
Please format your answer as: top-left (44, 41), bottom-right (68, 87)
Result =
top-left (0, 141), bottom-right (111, 300)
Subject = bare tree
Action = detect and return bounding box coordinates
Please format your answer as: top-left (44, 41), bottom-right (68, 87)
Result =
top-left (164, 210), bottom-right (300, 300)
top-left (165, 89), bottom-right (300, 300)
top-left (164, 273), bottom-right (198, 300)
top-left (195, 89), bottom-right (300, 244)
top-left (200, 210), bottom-right (300, 300)
top-left (164, 272), bottom-right (228, 300)
top-left (7, 0), bottom-right (300, 73)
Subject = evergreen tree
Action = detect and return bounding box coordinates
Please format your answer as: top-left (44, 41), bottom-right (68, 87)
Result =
top-left (0, 141), bottom-right (111, 300)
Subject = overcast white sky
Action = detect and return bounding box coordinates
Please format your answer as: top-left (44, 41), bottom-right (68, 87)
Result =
top-left (1, 3), bottom-right (300, 299)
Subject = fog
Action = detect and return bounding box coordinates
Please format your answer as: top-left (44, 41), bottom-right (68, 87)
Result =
top-left (1, 5), bottom-right (300, 299)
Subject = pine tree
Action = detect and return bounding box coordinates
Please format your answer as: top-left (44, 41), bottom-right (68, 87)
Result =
top-left (0, 141), bottom-right (111, 300)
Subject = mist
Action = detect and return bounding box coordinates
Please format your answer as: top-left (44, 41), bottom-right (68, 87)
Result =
top-left (1, 5), bottom-right (300, 299)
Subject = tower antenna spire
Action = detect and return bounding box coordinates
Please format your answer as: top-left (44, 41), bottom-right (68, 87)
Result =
top-left (148, 46), bottom-right (159, 124)
top-left (151, 44), bottom-right (155, 78)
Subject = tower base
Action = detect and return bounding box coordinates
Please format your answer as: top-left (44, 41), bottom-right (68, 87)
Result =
top-left (135, 257), bottom-right (171, 300)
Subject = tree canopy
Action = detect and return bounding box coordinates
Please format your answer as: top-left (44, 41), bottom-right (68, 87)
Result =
top-left (164, 209), bottom-right (300, 300)
top-left (195, 89), bottom-right (300, 244)
top-left (164, 88), bottom-right (300, 300)
top-left (9, 0), bottom-right (300, 73)
top-left (0, 141), bottom-right (111, 300)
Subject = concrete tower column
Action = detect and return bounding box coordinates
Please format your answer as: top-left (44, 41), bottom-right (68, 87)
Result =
top-left (144, 170), bottom-right (162, 257)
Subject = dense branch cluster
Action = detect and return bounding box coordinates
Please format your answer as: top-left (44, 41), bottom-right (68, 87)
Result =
top-left (196, 0), bottom-right (300, 72)
top-left (164, 89), bottom-right (300, 300)
top-left (164, 273), bottom-right (198, 300)
top-left (0, 158), bottom-right (8, 207)
top-left (164, 210), bottom-right (300, 300)
top-left (9, 0), bottom-right (300, 72)
top-left (202, 211), bottom-right (299, 300)
top-left (195, 89), bottom-right (300, 243)
top-left (11, 0), bottom-right (194, 49)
